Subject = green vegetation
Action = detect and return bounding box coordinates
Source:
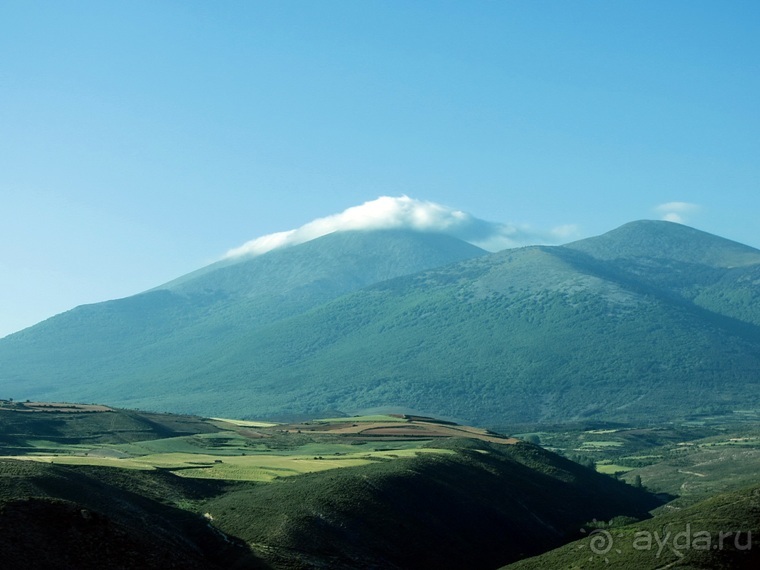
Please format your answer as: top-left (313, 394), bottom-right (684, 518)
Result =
top-left (3, 222), bottom-right (760, 427)
top-left (504, 484), bottom-right (760, 569)
top-left (5, 402), bottom-right (760, 569)
top-left (3, 222), bottom-right (760, 568)
top-left (0, 405), bottom-right (469, 483)
top-left (532, 418), bottom-right (760, 509)
top-left (0, 459), bottom-right (259, 569)
top-left (0, 404), bottom-right (663, 569)
top-left (596, 461), bottom-right (634, 475)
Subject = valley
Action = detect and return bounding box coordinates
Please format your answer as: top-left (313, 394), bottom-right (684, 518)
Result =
top-left (0, 401), bottom-right (660, 569)
top-left (2, 401), bottom-right (760, 568)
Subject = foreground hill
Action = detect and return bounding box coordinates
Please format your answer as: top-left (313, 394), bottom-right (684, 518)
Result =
top-left (202, 439), bottom-right (658, 569)
top-left (504, 483), bottom-right (760, 569)
top-left (0, 460), bottom-right (258, 570)
top-left (0, 404), bottom-right (659, 569)
top-left (2, 221), bottom-right (760, 426)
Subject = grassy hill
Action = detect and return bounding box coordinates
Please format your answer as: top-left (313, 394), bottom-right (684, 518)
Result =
top-left (2, 221), bottom-right (760, 427)
top-left (503, 483), bottom-right (760, 569)
top-left (0, 400), bottom-right (222, 453)
top-left (0, 405), bottom-right (660, 569)
top-left (203, 439), bottom-right (658, 569)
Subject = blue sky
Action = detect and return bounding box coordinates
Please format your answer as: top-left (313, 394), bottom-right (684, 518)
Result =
top-left (1, 1), bottom-right (759, 337)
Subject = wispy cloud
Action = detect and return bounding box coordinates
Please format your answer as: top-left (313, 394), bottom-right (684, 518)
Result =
top-left (654, 201), bottom-right (700, 224)
top-left (225, 196), bottom-right (577, 258)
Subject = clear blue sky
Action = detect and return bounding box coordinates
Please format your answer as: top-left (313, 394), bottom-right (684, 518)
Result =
top-left (1, 1), bottom-right (759, 337)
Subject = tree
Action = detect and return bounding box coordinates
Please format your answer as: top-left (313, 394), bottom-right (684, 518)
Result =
top-left (525, 434), bottom-right (541, 446)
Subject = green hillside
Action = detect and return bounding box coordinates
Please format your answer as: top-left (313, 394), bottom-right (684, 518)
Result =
top-left (202, 440), bottom-right (658, 569)
top-left (566, 220), bottom-right (760, 327)
top-left (0, 460), bottom-right (258, 570)
top-left (82, 230), bottom-right (760, 425)
top-left (503, 483), bottom-right (760, 569)
top-left (2, 221), bottom-right (760, 427)
top-left (0, 230), bottom-right (484, 402)
top-left (0, 405), bottom-right (660, 570)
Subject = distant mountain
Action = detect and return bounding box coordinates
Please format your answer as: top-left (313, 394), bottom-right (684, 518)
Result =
top-left (566, 219), bottom-right (760, 268)
top-left (0, 229), bottom-right (484, 404)
top-left (566, 220), bottom-right (760, 327)
top-left (2, 221), bottom-right (760, 427)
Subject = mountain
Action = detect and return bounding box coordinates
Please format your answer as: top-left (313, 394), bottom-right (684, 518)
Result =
top-left (2, 220), bottom-right (760, 427)
top-left (0, 229), bottom-right (484, 405)
top-left (566, 220), bottom-right (760, 327)
top-left (566, 219), bottom-right (760, 268)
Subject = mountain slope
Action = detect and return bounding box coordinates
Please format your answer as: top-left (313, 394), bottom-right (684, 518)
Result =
top-left (128, 235), bottom-right (760, 424)
top-left (0, 230), bottom-right (485, 402)
top-left (566, 220), bottom-right (760, 327)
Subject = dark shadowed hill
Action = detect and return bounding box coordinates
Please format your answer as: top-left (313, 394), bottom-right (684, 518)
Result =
top-left (0, 460), bottom-right (261, 570)
top-left (203, 439), bottom-right (659, 570)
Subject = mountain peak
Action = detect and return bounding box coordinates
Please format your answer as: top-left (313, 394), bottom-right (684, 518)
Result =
top-left (566, 220), bottom-right (760, 268)
top-left (223, 196), bottom-right (574, 259)
top-left (160, 229), bottom-right (486, 297)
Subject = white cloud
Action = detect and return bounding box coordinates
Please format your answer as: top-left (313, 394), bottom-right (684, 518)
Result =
top-left (655, 201), bottom-right (700, 224)
top-left (225, 196), bottom-right (573, 258)
top-left (549, 224), bottom-right (581, 240)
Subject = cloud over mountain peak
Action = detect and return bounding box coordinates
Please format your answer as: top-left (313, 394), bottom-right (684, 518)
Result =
top-left (225, 196), bottom-right (576, 258)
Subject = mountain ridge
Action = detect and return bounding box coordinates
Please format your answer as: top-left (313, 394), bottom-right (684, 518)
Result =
top-left (2, 220), bottom-right (759, 427)
top-left (567, 220), bottom-right (760, 268)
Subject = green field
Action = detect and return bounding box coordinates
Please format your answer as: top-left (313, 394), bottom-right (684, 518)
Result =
top-left (4, 447), bottom-right (454, 482)
top-left (312, 414), bottom-right (408, 423)
top-left (0, 407), bottom-right (469, 483)
top-left (209, 417), bottom-right (279, 427)
top-left (595, 461), bottom-right (634, 475)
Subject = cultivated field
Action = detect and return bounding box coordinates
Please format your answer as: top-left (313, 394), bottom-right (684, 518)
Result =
top-left (0, 407), bottom-right (491, 482)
